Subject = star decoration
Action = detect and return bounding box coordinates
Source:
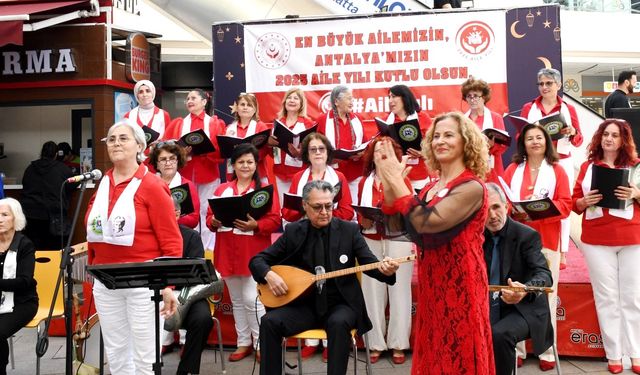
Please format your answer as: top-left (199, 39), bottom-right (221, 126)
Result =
top-left (235, 36), bottom-right (242, 44)
top-left (543, 20), bottom-right (551, 28)
top-left (225, 27), bottom-right (230, 32)
top-left (225, 71), bottom-right (234, 80)
top-left (536, 10), bottom-right (542, 16)
top-left (240, 62), bottom-right (245, 68)
top-left (229, 103), bottom-right (238, 114)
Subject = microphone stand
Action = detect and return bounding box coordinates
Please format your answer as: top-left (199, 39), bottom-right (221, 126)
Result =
top-left (37, 179), bottom-right (89, 375)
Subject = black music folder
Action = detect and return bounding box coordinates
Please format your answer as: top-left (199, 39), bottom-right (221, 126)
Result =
top-left (506, 113), bottom-right (567, 141)
top-left (178, 128), bottom-right (216, 155)
top-left (351, 205), bottom-right (385, 222)
top-left (170, 183), bottom-right (195, 216)
top-left (482, 128), bottom-right (511, 146)
top-left (498, 177), bottom-right (561, 221)
top-left (282, 182), bottom-right (342, 212)
top-left (591, 164), bottom-right (631, 210)
top-left (375, 117), bottom-right (422, 153)
top-left (208, 185), bottom-right (274, 227)
top-left (216, 129), bottom-right (271, 159)
top-left (142, 125), bottom-right (160, 146)
top-left (272, 120), bottom-right (317, 156)
top-left (332, 142), bottom-right (369, 160)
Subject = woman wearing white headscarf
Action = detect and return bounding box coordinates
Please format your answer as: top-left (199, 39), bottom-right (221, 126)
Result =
top-left (124, 80), bottom-right (171, 141)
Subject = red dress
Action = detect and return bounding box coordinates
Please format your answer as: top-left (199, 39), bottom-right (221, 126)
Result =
top-left (398, 170), bottom-right (494, 375)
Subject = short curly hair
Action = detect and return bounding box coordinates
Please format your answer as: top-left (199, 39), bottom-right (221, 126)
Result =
top-left (148, 141), bottom-right (188, 170)
top-left (422, 112), bottom-right (489, 180)
top-left (461, 77), bottom-right (491, 103)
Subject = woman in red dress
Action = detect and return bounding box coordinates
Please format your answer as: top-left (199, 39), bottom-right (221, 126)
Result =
top-left (374, 112), bottom-right (494, 374)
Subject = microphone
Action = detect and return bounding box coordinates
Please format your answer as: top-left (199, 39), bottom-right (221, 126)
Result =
top-left (67, 169), bottom-right (102, 183)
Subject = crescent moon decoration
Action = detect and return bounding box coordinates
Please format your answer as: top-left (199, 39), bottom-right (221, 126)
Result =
top-left (537, 56), bottom-right (552, 69)
top-left (510, 21), bottom-right (526, 39)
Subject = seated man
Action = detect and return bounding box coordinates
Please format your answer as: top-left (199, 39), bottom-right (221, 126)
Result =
top-left (163, 197), bottom-right (218, 375)
top-left (484, 182), bottom-right (554, 375)
top-left (249, 180), bottom-right (399, 375)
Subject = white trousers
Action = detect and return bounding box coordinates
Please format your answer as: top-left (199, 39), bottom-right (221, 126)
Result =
top-left (580, 242), bottom-right (640, 359)
top-left (197, 179), bottom-right (219, 251)
top-left (558, 157), bottom-right (575, 253)
top-left (225, 276), bottom-right (265, 348)
top-left (517, 248), bottom-right (560, 361)
top-left (361, 237), bottom-right (413, 351)
top-left (93, 280), bottom-right (156, 375)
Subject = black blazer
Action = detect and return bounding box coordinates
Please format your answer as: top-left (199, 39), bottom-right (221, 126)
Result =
top-left (484, 218), bottom-right (554, 355)
top-left (249, 218), bottom-right (396, 335)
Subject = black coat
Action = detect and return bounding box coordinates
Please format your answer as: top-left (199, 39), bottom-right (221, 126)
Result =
top-left (484, 218), bottom-right (554, 355)
top-left (20, 158), bottom-right (74, 220)
top-left (0, 232), bottom-right (38, 305)
top-left (249, 218), bottom-right (396, 335)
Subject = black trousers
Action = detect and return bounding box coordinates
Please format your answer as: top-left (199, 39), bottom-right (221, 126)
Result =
top-left (259, 302), bottom-right (357, 375)
top-left (0, 300), bottom-right (38, 375)
top-left (177, 299), bottom-right (213, 374)
top-left (491, 310), bottom-right (530, 375)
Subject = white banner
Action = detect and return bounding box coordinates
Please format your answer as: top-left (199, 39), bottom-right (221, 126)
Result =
top-left (243, 11), bottom-right (506, 93)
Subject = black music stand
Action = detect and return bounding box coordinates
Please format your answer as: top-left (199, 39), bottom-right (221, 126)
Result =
top-left (86, 258), bottom-right (215, 375)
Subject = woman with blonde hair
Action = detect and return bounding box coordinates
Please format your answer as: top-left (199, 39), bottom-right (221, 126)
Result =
top-left (374, 112), bottom-right (495, 374)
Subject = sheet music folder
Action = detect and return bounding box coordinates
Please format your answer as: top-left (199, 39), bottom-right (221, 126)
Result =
top-left (87, 258), bottom-right (215, 290)
top-left (591, 164), bottom-right (631, 210)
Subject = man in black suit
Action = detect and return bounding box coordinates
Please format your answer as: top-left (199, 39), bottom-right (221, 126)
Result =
top-left (249, 180), bottom-right (399, 375)
top-left (483, 183), bottom-right (554, 375)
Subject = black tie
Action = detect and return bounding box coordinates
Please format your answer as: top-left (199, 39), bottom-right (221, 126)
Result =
top-left (489, 236), bottom-right (501, 324)
top-left (314, 229), bottom-right (328, 317)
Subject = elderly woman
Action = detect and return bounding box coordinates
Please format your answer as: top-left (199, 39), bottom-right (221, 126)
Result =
top-left (521, 68), bottom-right (582, 269)
top-left (357, 136), bottom-right (414, 364)
top-left (317, 85), bottom-right (369, 201)
top-left (281, 133), bottom-right (353, 224)
top-left (86, 120), bottom-right (182, 375)
top-left (572, 119), bottom-right (640, 374)
top-left (206, 144), bottom-right (281, 363)
top-left (0, 198), bottom-right (37, 375)
top-left (164, 89), bottom-right (226, 250)
top-left (225, 93), bottom-right (273, 184)
top-left (271, 88), bottom-right (316, 204)
top-left (461, 77), bottom-right (508, 183)
top-left (148, 141), bottom-right (200, 228)
top-left (374, 112), bottom-right (494, 374)
top-left (124, 80), bottom-right (171, 140)
top-left (503, 123), bottom-right (572, 371)
top-left (386, 84), bottom-right (433, 189)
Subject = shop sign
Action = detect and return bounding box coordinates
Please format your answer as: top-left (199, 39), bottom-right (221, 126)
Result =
top-left (125, 32), bottom-right (150, 82)
top-left (1, 49), bottom-right (76, 76)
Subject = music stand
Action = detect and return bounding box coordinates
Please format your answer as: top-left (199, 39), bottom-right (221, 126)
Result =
top-left (86, 258), bottom-right (215, 375)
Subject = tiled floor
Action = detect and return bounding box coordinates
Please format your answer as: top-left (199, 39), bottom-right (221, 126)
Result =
top-left (7, 328), bottom-right (638, 374)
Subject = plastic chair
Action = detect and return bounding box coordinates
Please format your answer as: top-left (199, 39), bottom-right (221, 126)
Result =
top-left (513, 343), bottom-right (562, 375)
top-left (281, 328), bottom-right (372, 375)
top-left (8, 250), bottom-right (65, 375)
top-left (204, 250), bottom-right (226, 374)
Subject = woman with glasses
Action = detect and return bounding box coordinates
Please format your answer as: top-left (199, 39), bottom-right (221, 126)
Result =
top-left (357, 136), bottom-right (414, 365)
top-left (572, 119), bottom-right (640, 374)
top-left (206, 144), bottom-right (280, 363)
top-left (282, 133), bottom-right (353, 224)
top-left (86, 120), bottom-right (182, 375)
top-left (164, 89), bottom-right (226, 250)
top-left (271, 88), bottom-right (315, 205)
top-left (461, 77), bottom-right (507, 183)
top-left (373, 112), bottom-right (494, 374)
top-left (224, 93), bottom-right (273, 184)
top-left (148, 141), bottom-right (200, 229)
top-left (124, 80), bottom-right (171, 141)
top-left (521, 68), bottom-right (583, 270)
top-left (503, 123), bottom-right (572, 371)
top-left (317, 85), bottom-right (369, 202)
top-left (386, 85), bottom-right (433, 190)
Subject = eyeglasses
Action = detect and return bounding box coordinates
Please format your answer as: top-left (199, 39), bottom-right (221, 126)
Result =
top-left (158, 156), bottom-right (178, 164)
top-left (537, 81), bottom-right (556, 88)
top-left (307, 203), bottom-right (334, 213)
top-left (156, 140), bottom-right (177, 149)
top-left (104, 135), bottom-right (133, 146)
top-left (465, 94), bottom-right (483, 101)
top-left (308, 146), bottom-right (327, 154)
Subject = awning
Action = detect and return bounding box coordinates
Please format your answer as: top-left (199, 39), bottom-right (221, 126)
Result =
top-left (0, 0), bottom-right (89, 47)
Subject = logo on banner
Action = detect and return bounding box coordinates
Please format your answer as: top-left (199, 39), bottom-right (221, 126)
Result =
top-left (455, 21), bottom-right (494, 60)
top-left (569, 329), bottom-right (603, 349)
top-left (318, 92), bottom-right (332, 113)
top-left (254, 32), bottom-right (291, 69)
